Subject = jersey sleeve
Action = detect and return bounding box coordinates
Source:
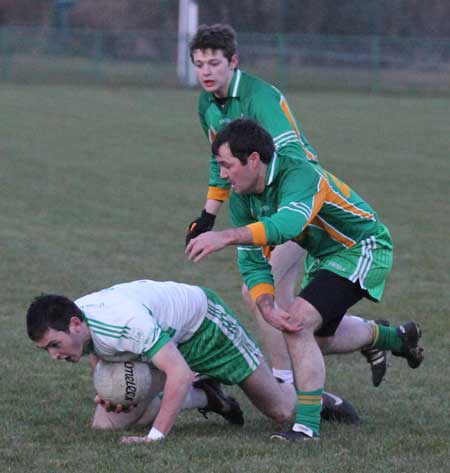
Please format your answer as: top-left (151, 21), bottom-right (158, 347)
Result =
top-left (198, 95), bottom-right (231, 201)
top-left (247, 165), bottom-right (328, 247)
top-left (86, 300), bottom-right (171, 360)
top-left (229, 192), bottom-right (275, 301)
top-left (248, 88), bottom-right (318, 163)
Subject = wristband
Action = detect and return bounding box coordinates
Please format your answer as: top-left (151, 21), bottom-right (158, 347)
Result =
top-left (147, 427), bottom-right (165, 441)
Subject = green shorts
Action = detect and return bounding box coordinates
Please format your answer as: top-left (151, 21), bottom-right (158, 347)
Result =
top-left (302, 228), bottom-right (393, 302)
top-left (177, 288), bottom-right (262, 385)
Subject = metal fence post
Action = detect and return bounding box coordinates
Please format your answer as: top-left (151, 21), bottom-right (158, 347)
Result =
top-left (93, 29), bottom-right (103, 82)
top-left (370, 35), bottom-right (381, 93)
top-left (0, 27), bottom-right (6, 80)
top-left (277, 33), bottom-right (287, 90)
top-left (0, 27), bottom-right (3, 80)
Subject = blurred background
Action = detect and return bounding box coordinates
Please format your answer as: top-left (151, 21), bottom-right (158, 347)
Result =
top-left (1, 3), bottom-right (449, 471)
top-left (0, 0), bottom-right (449, 94)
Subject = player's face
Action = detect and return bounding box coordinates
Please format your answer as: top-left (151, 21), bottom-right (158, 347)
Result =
top-left (192, 49), bottom-right (238, 98)
top-left (36, 319), bottom-right (86, 363)
top-left (216, 143), bottom-right (261, 194)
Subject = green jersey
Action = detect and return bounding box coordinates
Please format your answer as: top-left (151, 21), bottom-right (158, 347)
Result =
top-left (230, 155), bottom-right (393, 302)
top-left (198, 69), bottom-right (318, 201)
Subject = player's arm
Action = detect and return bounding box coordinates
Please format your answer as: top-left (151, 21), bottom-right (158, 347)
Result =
top-left (230, 194), bottom-right (301, 332)
top-left (252, 170), bottom-right (327, 246)
top-left (186, 166), bottom-right (325, 260)
top-left (186, 191), bottom-right (255, 260)
top-left (120, 341), bottom-right (195, 444)
top-left (145, 341), bottom-right (195, 437)
top-left (185, 102), bottom-right (229, 245)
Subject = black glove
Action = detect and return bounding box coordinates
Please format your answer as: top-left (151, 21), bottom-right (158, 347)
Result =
top-left (185, 210), bottom-right (216, 246)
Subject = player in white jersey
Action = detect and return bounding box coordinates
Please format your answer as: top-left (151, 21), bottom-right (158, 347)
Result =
top-left (27, 279), bottom-right (358, 443)
top-left (76, 281), bottom-right (209, 361)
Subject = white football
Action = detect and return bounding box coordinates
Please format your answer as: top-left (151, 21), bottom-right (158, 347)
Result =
top-left (93, 360), bottom-right (152, 406)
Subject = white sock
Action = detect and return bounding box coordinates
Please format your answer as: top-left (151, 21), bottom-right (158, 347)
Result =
top-left (137, 396), bottom-right (162, 425)
top-left (137, 386), bottom-right (208, 426)
top-left (182, 386), bottom-right (208, 409)
top-left (272, 368), bottom-right (294, 384)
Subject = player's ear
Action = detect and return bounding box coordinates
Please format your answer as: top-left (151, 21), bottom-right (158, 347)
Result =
top-left (69, 316), bottom-right (83, 332)
top-left (248, 151), bottom-right (261, 167)
top-left (229, 54), bottom-right (238, 70)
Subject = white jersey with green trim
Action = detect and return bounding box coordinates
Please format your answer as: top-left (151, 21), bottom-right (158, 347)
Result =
top-left (75, 280), bottom-right (207, 362)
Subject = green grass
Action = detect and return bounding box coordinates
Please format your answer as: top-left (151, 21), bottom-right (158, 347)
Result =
top-left (0, 84), bottom-right (449, 472)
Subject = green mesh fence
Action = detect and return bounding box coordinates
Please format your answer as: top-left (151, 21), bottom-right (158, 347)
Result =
top-left (0, 26), bottom-right (449, 94)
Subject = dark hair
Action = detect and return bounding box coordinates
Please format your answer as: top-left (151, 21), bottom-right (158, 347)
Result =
top-left (189, 24), bottom-right (237, 62)
top-left (211, 118), bottom-right (275, 165)
top-left (26, 294), bottom-right (83, 341)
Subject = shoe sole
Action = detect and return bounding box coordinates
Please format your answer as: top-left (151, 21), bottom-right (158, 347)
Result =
top-left (270, 433), bottom-right (320, 442)
top-left (321, 393), bottom-right (360, 424)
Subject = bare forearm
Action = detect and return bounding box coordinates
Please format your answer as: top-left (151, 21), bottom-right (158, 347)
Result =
top-left (219, 226), bottom-right (254, 246)
top-left (186, 226), bottom-right (254, 262)
top-left (204, 199), bottom-right (223, 215)
top-left (151, 370), bottom-right (193, 436)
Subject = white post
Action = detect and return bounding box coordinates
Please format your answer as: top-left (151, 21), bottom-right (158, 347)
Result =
top-left (177, 0), bottom-right (198, 87)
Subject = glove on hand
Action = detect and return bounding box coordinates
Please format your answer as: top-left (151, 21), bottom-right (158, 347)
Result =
top-left (185, 210), bottom-right (216, 246)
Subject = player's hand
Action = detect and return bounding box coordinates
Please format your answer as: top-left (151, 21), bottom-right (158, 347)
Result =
top-left (94, 394), bottom-right (136, 413)
top-left (185, 210), bottom-right (216, 246)
top-left (261, 307), bottom-right (302, 333)
top-left (120, 435), bottom-right (160, 444)
top-left (185, 231), bottom-right (228, 262)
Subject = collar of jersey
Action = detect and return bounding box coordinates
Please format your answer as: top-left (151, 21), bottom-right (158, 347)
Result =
top-left (79, 311), bottom-right (95, 355)
top-left (207, 69), bottom-right (242, 102)
top-left (265, 152), bottom-right (280, 187)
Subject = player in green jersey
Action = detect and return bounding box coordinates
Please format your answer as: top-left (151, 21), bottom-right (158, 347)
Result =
top-left (185, 23), bottom-right (387, 389)
top-left (185, 118), bottom-right (424, 442)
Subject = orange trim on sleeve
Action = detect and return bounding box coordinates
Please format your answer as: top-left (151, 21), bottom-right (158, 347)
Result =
top-left (247, 222), bottom-right (267, 246)
top-left (280, 97), bottom-right (300, 138)
top-left (249, 283), bottom-right (275, 302)
top-left (207, 186), bottom-right (230, 201)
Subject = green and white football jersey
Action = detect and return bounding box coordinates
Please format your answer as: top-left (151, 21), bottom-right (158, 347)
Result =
top-left (76, 280), bottom-right (262, 383)
top-left (76, 280), bottom-right (207, 362)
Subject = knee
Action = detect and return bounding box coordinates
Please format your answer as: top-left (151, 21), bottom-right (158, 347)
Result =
top-left (91, 405), bottom-right (134, 430)
top-left (288, 298), bottom-right (322, 334)
top-left (91, 416), bottom-right (116, 430)
top-left (268, 404), bottom-right (293, 423)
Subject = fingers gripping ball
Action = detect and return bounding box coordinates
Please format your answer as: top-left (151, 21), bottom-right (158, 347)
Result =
top-left (94, 360), bottom-right (152, 406)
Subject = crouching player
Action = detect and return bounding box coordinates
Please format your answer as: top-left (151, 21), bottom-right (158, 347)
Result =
top-left (26, 279), bottom-right (358, 443)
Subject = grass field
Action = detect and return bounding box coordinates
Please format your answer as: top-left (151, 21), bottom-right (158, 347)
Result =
top-left (0, 84), bottom-right (449, 473)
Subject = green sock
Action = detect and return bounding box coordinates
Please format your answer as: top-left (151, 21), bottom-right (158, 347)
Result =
top-left (294, 388), bottom-right (323, 435)
top-left (371, 324), bottom-right (403, 352)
